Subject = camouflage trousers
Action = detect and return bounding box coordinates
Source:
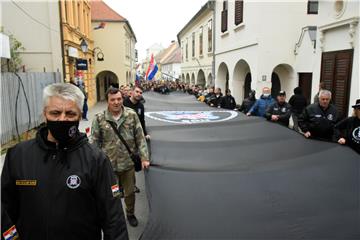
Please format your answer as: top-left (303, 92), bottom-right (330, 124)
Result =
top-left (116, 168), bottom-right (135, 216)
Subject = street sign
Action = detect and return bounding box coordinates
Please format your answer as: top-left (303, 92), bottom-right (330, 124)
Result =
top-left (76, 59), bottom-right (88, 70)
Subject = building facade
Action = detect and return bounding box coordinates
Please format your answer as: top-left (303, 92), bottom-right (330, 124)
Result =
top-left (160, 43), bottom-right (182, 81)
top-left (178, 1), bottom-right (215, 87)
top-left (60, 0), bottom-right (96, 106)
top-left (91, 0), bottom-right (137, 101)
top-left (214, 0), bottom-right (318, 105)
top-left (1, 1), bottom-right (62, 74)
top-left (213, 0), bottom-right (359, 117)
top-left (296, 0), bottom-right (359, 118)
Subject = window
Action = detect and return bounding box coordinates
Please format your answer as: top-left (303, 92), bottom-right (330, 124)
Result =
top-left (221, 0), bottom-right (228, 33)
top-left (199, 27), bottom-right (203, 56)
top-left (192, 32), bottom-right (195, 57)
top-left (77, 3), bottom-right (81, 29)
top-left (235, 0), bottom-right (244, 25)
top-left (181, 43), bottom-right (184, 62)
top-left (186, 40), bottom-right (188, 61)
top-left (208, 20), bottom-right (212, 52)
top-left (307, 0), bottom-right (318, 14)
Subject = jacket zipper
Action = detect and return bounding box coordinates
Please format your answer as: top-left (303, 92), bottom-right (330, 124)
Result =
top-left (46, 144), bottom-right (58, 240)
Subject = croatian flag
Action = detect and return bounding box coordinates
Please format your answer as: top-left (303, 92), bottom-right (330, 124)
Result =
top-left (3, 225), bottom-right (18, 240)
top-left (111, 184), bottom-right (120, 197)
top-left (145, 54), bottom-right (158, 81)
top-left (94, 22), bottom-right (106, 30)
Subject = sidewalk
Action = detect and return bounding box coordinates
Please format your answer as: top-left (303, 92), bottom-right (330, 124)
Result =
top-left (83, 101), bottom-right (149, 240)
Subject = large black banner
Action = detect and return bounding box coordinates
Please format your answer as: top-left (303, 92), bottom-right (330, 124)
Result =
top-left (142, 92), bottom-right (359, 239)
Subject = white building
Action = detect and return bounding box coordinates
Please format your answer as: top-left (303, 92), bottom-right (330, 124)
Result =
top-left (145, 43), bottom-right (164, 61)
top-left (1, 1), bottom-right (62, 74)
top-left (213, 0), bottom-right (359, 117)
top-left (178, 1), bottom-right (215, 87)
top-left (214, 0), bottom-right (317, 104)
top-left (296, 0), bottom-right (359, 117)
top-left (161, 46), bottom-right (182, 81)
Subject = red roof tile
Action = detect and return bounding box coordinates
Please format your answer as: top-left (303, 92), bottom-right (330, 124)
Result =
top-left (90, 0), bottom-right (126, 21)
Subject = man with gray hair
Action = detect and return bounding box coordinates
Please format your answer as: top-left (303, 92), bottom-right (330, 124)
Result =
top-left (1, 83), bottom-right (128, 240)
top-left (299, 89), bottom-right (339, 141)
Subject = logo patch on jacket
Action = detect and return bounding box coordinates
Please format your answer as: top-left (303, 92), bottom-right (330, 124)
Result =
top-left (3, 225), bottom-right (18, 240)
top-left (327, 114), bottom-right (334, 121)
top-left (352, 127), bottom-right (360, 143)
top-left (66, 175), bottom-right (81, 189)
top-left (16, 180), bottom-right (37, 186)
top-left (111, 184), bottom-right (121, 197)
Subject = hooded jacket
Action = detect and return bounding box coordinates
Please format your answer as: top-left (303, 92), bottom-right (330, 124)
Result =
top-left (1, 126), bottom-right (128, 240)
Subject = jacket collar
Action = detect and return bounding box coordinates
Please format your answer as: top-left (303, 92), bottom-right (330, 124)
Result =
top-left (105, 107), bottom-right (130, 126)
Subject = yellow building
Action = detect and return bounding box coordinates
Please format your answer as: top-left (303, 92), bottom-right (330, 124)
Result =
top-left (59, 0), bottom-right (96, 106)
top-left (91, 0), bottom-right (137, 101)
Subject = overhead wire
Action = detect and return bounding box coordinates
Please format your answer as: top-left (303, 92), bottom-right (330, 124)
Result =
top-left (10, 0), bottom-right (60, 33)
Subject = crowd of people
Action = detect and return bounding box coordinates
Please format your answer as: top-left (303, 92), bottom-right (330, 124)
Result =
top-left (1, 79), bottom-right (358, 239)
top-left (185, 82), bottom-right (359, 154)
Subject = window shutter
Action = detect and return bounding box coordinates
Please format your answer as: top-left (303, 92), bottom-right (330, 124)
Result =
top-left (321, 50), bottom-right (353, 118)
top-left (320, 52), bottom-right (336, 92)
top-left (235, 0), bottom-right (243, 25)
top-left (221, 10), bottom-right (228, 33)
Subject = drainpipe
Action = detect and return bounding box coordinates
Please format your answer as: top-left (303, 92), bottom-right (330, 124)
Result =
top-left (211, 0), bottom-right (216, 87)
top-left (59, 0), bottom-right (66, 82)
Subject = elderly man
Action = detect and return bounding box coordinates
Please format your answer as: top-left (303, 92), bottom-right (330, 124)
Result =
top-left (1, 83), bottom-right (128, 240)
top-left (247, 87), bottom-right (274, 117)
top-left (91, 87), bottom-right (150, 227)
top-left (299, 89), bottom-right (338, 140)
top-left (265, 90), bottom-right (291, 127)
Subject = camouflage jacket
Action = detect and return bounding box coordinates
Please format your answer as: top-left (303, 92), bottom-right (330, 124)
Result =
top-left (90, 107), bottom-right (149, 173)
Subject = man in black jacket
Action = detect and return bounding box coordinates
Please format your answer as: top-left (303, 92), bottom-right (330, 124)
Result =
top-left (265, 90), bottom-right (291, 127)
top-left (1, 83), bottom-right (128, 240)
top-left (299, 89), bottom-right (338, 141)
top-left (335, 99), bottom-right (360, 154)
top-left (220, 89), bottom-right (237, 110)
top-left (123, 86), bottom-right (150, 140)
top-left (288, 87), bottom-right (307, 131)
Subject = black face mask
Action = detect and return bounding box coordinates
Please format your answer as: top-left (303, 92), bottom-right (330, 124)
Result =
top-left (46, 120), bottom-right (79, 144)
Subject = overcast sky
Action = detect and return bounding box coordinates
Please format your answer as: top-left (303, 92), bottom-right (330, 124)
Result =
top-left (104, 0), bottom-right (208, 61)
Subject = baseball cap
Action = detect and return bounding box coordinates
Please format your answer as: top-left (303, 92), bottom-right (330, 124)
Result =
top-left (352, 99), bottom-right (360, 109)
top-left (278, 90), bottom-right (286, 96)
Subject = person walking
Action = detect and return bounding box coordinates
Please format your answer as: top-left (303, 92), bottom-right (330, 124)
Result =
top-left (1, 83), bottom-right (128, 240)
top-left (91, 87), bottom-right (150, 227)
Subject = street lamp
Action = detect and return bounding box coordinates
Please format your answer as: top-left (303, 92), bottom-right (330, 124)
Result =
top-left (80, 38), bottom-right (88, 53)
top-left (93, 47), bottom-right (104, 61)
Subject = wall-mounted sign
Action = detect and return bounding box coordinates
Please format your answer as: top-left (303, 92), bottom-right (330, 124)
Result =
top-left (76, 59), bottom-right (88, 70)
top-left (145, 111), bottom-right (238, 124)
top-left (0, 33), bottom-right (11, 59)
top-left (68, 46), bottom-right (78, 58)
